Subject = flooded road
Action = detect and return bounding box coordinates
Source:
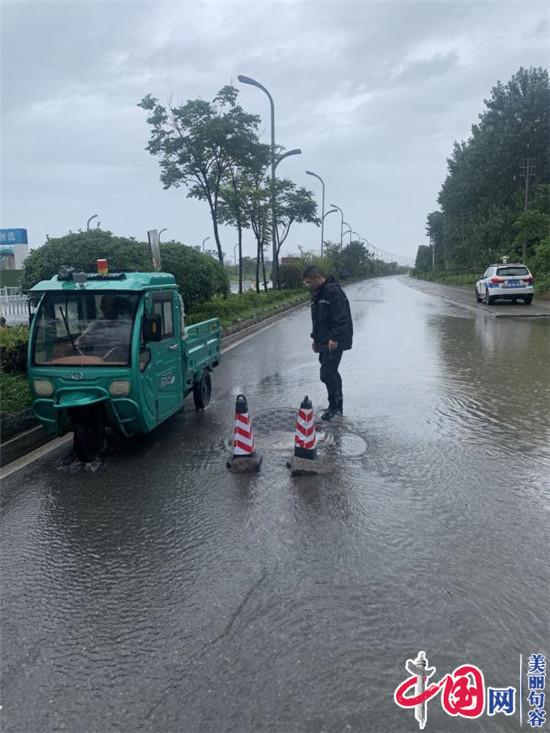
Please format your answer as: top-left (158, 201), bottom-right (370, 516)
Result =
top-left (2, 277), bottom-right (549, 732)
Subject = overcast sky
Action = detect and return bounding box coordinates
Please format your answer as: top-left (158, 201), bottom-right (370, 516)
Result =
top-left (1, 0), bottom-right (548, 264)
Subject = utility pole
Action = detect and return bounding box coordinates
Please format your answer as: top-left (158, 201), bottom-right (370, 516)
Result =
top-left (520, 158), bottom-right (536, 210)
top-left (520, 158), bottom-right (536, 261)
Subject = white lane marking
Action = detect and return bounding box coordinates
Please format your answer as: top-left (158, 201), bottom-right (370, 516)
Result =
top-left (0, 435), bottom-right (72, 480)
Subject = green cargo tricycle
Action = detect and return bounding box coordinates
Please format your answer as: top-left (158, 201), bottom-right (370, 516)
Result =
top-left (27, 264), bottom-right (221, 462)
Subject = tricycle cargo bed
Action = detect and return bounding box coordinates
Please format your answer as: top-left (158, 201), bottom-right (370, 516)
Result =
top-left (183, 318), bottom-right (221, 386)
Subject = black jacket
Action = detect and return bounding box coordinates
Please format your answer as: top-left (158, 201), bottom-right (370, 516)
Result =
top-left (310, 276), bottom-right (353, 351)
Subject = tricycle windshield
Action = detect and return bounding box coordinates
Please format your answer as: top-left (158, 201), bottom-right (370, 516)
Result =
top-left (33, 291), bottom-right (139, 366)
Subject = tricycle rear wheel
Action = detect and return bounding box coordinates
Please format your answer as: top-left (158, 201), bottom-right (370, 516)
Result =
top-left (193, 370), bottom-right (212, 411)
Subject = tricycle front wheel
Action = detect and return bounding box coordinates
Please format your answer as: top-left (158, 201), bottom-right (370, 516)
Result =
top-left (193, 370), bottom-right (212, 411)
top-left (73, 417), bottom-right (105, 462)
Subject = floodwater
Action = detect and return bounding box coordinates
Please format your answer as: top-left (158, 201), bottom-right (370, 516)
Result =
top-left (1, 277), bottom-right (549, 732)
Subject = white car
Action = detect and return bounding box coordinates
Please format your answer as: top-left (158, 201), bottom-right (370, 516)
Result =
top-left (475, 263), bottom-right (534, 305)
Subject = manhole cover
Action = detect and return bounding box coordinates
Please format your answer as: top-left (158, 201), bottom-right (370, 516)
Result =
top-left (251, 408), bottom-right (366, 459)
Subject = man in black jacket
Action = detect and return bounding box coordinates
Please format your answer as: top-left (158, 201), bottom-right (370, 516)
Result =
top-left (303, 265), bottom-right (353, 420)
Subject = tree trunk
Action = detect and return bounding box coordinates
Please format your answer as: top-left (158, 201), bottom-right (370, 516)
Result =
top-left (237, 220), bottom-right (243, 295)
top-left (212, 215), bottom-right (224, 266)
top-left (205, 192), bottom-right (224, 265)
top-left (255, 239), bottom-right (261, 293)
top-left (261, 245), bottom-right (268, 292)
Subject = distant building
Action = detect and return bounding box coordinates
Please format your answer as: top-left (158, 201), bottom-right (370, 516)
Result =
top-left (0, 229), bottom-right (29, 269)
top-left (0, 248), bottom-right (16, 270)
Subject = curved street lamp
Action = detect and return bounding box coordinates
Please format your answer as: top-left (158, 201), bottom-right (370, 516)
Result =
top-left (238, 74), bottom-right (279, 286)
top-left (306, 170), bottom-right (326, 257)
top-left (329, 203), bottom-right (344, 247)
top-left (202, 236), bottom-right (210, 252)
top-left (86, 214), bottom-right (98, 231)
top-left (274, 148), bottom-right (301, 172)
top-left (158, 228), bottom-right (167, 242)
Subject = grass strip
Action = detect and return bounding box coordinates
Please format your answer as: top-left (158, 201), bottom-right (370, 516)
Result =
top-left (0, 372), bottom-right (32, 415)
top-left (187, 289), bottom-right (309, 330)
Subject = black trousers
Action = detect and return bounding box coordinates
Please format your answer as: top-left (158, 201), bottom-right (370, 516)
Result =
top-left (319, 349), bottom-right (343, 411)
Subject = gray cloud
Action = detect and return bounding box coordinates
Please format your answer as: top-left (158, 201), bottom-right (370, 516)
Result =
top-left (1, 0), bottom-right (548, 262)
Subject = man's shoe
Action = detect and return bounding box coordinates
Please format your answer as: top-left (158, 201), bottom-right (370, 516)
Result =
top-left (321, 409), bottom-right (337, 421)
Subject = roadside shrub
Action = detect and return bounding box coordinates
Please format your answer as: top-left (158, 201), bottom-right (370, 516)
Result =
top-left (22, 230), bottom-right (151, 291)
top-left (0, 372), bottom-right (32, 415)
top-left (160, 243), bottom-right (228, 311)
top-left (278, 263), bottom-right (304, 289)
top-left (21, 230), bottom-right (229, 311)
top-left (529, 236), bottom-right (550, 291)
top-left (0, 325), bottom-right (29, 374)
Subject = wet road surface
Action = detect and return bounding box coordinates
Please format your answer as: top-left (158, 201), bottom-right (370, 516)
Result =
top-left (2, 277), bottom-right (549, 732)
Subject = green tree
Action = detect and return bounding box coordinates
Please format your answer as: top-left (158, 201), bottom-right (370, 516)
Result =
top-left (238, 170), bottom-right (272, 292)
top-left (335, 240), bottom-right (370, 278)
top-left (274, 180), bottom-right (319, 264)
top-left (426, 211), bottom-right (445, 268)
top-left (138, 86), bottom-right (262, 265)
top-left (217, 141), bottom-right (271, 293)
top-left (414, 245), bottom-right (433, 272)
top-left (434, 67), bottom-right (550, 273)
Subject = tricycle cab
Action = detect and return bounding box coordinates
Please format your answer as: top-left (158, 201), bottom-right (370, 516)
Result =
top-left (27, 268), bottom-right (221, 461)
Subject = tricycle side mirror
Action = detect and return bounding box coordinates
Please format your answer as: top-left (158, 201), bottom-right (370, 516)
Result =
top-left (143, 313), bottom-right (162, 342)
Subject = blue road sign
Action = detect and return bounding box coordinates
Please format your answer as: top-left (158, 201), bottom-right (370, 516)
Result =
top-left (0, 228), bottom-right (28, 245)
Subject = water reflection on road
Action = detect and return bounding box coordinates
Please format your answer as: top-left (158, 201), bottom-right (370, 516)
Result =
top-left (1, 277), bottom-right (548, 732)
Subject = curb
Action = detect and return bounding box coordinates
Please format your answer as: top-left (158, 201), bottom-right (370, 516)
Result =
top-left (0, 296), bottom-right (310, 468)
top-left (0, 425), bottom-right (54, 467)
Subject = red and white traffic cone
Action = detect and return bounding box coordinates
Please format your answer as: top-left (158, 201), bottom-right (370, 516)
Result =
top-left (294, 395), bottom-right (317, 460)
top-left (227, 394), bottom-right (262, 473)
top-left (288, 395), bottom-right (334, 475)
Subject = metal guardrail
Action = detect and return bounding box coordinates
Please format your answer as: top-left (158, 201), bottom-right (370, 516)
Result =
top-left (0, 290), bottom-right (28, 324)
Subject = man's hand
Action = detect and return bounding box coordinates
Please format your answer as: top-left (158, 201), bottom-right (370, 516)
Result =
top-left (311, 340), bottom-right (319, 353)
top-left (328, 339), bottom-right (338, 351)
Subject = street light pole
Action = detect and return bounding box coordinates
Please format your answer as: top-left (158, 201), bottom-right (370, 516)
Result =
top-left (233, 243), bottom-right (239, 266)
top-left (86, 214), bottom-right (98, 231)
top-left (343, 221), bottom-right (353, 246)
top-left (158, 228), bottom-right (167, 243)
top-left (238, 75), bottom-right (278, 288)
top-left (330, 203), bottom-right (344, 248)
top-left (202, 236), bottom-right (210, 252)
top-left (305, 170), bottom-right (326, 257)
